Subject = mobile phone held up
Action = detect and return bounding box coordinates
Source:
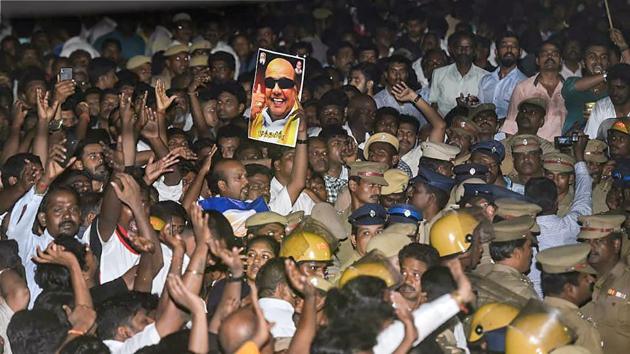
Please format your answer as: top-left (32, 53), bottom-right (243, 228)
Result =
top-left (59, 67), bottom-right (73, 82)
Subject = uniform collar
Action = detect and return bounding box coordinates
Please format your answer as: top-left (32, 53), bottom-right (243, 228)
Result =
top-left (544, 296), bottom-right (578, 310)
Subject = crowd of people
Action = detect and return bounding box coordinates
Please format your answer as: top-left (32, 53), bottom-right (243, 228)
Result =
top-left (0, 0), bottom-right (629, 353)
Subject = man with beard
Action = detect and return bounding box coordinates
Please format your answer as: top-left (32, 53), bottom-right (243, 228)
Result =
top-left (152, 45), bottom-right (189, 90)
top-left (429, 31), bottom-right (489, 116)
top-left (250, 57), bottom-right (300, 146)
top-left (502, 41), bottom-right (566, 142)
top-left (561, 40), bottom-right (612, 132)
top-left (478, 32), bottom-right (528, 119)
top-left (474, 216), bottom-right (539, 307)
top-left (585, 64), bottom-right (630, 138)
top-left (74, 133), bottom-right (110, 193)
top-left (398, 243), bottom-right (440, 310)
top-left (578, 214), bottom-right (630, 354)
top-left (537, 244), bottom-right (603, 354)
top-left (373, 55), bottom-right (427, 123)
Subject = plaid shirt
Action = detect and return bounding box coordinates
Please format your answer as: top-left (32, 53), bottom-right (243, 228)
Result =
top-left (324, 166), bottom-right (348, 204)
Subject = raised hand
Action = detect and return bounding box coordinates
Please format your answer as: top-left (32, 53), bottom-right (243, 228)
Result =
top-left (155, 79), bottom-right (176, 114)
top-left (110, 173), bottom-right (143, 210)
top-left (284, 258), bottom-right (316, 298)
top-left (36, 88), bottom-right (60, 122)
top-left (127, 231), bottom-right (156, 254)
top-left (101, 139), bottom-right (124, 173)
top-left (48, 140), bottom-right (68, 166)
top-left (17, 159), bottom-right (42, 191)
top-left (199, 145), bottom-right (218, 176)
top-left (188, 70), bottom-right (211, 94)
top-left (140, 106), bottom-right (160, 140)
top-left (250, 83), bottom-right (265, 117)
top-left (392, 82), bottom-right (417, 103)
top-left (610, 28), bottom-right (629, 50)
top-left (119, 92), bottom-right (134, 127)
top-left (144, 152), bottom-right (180, 184)
top-left (340, 137), bottom-right (358, 164)
top-left (11, 100), bottom-right (28, 129)
top-left (166, 274), bottom-right (206, 313)
top-left (53, 78), bottom-right (76, 105)
top-left (33, 242), bottom-right (78, 269)
top-left (190, 203), bottom-right (212, 245)
top-left (41, 150), bottom-right (76, 186)
top-left (208, 238), bottom-right (244, 276)
top-left (170, 146), bottom-right (198, 161)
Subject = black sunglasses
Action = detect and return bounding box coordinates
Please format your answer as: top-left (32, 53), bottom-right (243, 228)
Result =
top-left (264, 77), bottom-right (295, 89)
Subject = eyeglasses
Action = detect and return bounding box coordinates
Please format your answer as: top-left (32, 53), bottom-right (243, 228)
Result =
top-left (264, 77), bottom-right (295, 89)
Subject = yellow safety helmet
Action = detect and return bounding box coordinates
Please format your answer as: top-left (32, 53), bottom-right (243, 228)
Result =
top-left (338, 262), bottom-right (398, 288)
top-left (430, 211), bottom-right (480, 257)
top-left (505, 313), bottom-right (572, 354)
top-left (279, 231), bottom-right (332, 263)
top-left (469, 303), bottom-right (520, 342)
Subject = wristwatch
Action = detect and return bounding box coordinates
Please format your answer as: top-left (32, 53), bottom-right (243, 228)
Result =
top-left (227, 273), bottom-right (245, 282)
top-left (296, 139), bottom-right (308, 144)
top-left (413, 94), bottom-right (422, 104)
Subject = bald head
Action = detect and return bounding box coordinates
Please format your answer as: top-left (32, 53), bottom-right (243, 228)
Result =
top-left (264, 58), bottom-right (298, 120)
top-left (219, 307), bottom-right (257, 353)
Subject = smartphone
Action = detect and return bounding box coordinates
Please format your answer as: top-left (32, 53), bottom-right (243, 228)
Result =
top-left (59, 67), bottom-right (73, 81)
top-left (64, 131), bottom-right (80, 166)
top-left (554, 136), bottom-right (573, 148)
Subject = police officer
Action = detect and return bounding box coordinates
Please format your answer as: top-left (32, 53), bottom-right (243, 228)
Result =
top-left (336, 161), bottom-right (389, 265)
top-left (245, 211), bottom-right (288, 241)
top-left (409, 166), bottom-right (457, 244)
top-left (543, 152), bottom-right (576, 217)
top-left (584, 139), bottom-right (612, 214)
top-left (578, 214), bottom-right (630, 354)
top-left (537, 243), bottom-right (603, 354)
top-left (505, 311), bottom-right (572, 354)
top-left (387, 203), bottom-right (422, 237)
top-left (474, 216), bottom-right (539, 307)
top-left (280, 230), bottom-right (333, 279)
top-left (429, 210), bottom-right (481, 271)
top-left (340, 203), bottom-right (387, 270)
top-left (380, 169), bottom-right (409, 208)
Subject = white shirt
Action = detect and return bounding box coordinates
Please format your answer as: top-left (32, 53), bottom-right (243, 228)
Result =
top-left (92, 221), bottom-right (141, 284)
top-left (401, 144), bottom-right (423, 177)
top-left (82, 17), bottom-right (117, 45)
top-left (0, 298), bottom-right (14, 354)
top-left (429, 63), bottom-right (489, 116)
top-left (529, 161), bottom-right (592, 296)
top-left (211, 41), bottom-right (241, 79)
top-left (584, 96), bottom-right (619, 139)
top-left (268, 177), bottom-right (315, 216)
top-left (374, 294), bottom-right (461, 354)
top-left (7, 187), bottom-right (88, 307)
top-left (560, 63), bottom-right (583, 80)
top-left (104, 322), bottom-right (160, 354)
top-left (146, 25), bottom-right (172, 56)
top-left (258, 298), bottom-right (296, 338)
top-left (151, 243), bottom-right (190, 295)
top-left (153, 175), bottom-right (183, 202)
top-left (411, 57), bottom-right (429, 89)
top-left (60, 36), bottom-right (100, 58)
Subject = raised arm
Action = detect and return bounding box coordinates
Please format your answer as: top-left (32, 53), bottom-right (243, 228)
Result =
top-left (392, 82), bottom-right (447, 143)
top-left (119, 92), bottom-right (137, 167)
top-left (140, 106), bottom-right (182, 186)
top-left (182, 146), bottom-right (217, 212)
top-left (74, 101), bottom-right (91, 141)
top-left (188, 70), bottom-right (215, 139)
top-left (33, 242), bottom-right (93, 308)
top-left (611, 28), bottom-right (630, 64)
top-left (33, 88), bottom-right (59, 166)
top-left (155, 79), bottom-right (176, 146)
top-left (0, 159), bottom-right (38, 214)
top-left (0, 100), bottom-right (27, 164)
top-left (285, 259), bottom-right (318, 354)
top-left (166, 274), bottom-right (209, 354)
top-left (568, 135), bottom-right (592, 217)
top-left (285, 110), bottom-right (309, 205)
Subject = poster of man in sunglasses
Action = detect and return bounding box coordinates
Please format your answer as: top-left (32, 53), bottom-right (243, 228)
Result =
top-left (249, 48), bottom-right (305, 147)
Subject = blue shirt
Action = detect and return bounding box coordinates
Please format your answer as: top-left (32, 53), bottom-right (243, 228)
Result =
top-left (373, 87), bottom-right (428, 126)
top-left (478, 67), bottom-right (527, 118)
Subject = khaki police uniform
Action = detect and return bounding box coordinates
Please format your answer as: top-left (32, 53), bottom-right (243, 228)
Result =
top-left (335, 161), bottom-right (389, 266)
top-left (537, 243), bottom-right (603, 354)
top-left (585, 140), bottom-right (612, 215)
top-left (578, 214), bottom-right (630, 354)
top-left (503, 134), bottom-right (556, 180)
top-left (542, 152), bottom-right (576, 217)
top-left (473, 216), bottom-right (539, 307)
